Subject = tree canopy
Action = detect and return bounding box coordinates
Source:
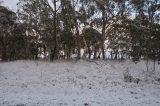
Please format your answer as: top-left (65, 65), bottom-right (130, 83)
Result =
top-left (0, 0), bottom-right (160, 63)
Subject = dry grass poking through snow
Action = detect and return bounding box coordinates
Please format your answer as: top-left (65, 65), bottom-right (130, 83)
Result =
top-left (0, 60), bottom-right (160, 106)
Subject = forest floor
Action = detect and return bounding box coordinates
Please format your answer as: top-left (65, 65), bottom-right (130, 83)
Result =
top-left (0, 60), bottom-right (160, 106)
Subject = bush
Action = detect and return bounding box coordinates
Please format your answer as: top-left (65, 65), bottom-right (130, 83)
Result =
top-left (123, 68), bottom-right (133, 82)
top-left (123, 68), bottom-right (140, 84)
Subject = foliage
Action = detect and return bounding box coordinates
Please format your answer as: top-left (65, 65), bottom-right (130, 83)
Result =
top-left (0, 0), bottom-right (160, 63)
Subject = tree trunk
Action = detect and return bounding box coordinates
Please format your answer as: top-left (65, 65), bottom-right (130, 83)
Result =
top-left (101, 9), bottom-right (106, 60)
top-left (75, 21), bottom-right (81, 59)
top-left (73, 0), bottom-right (81, 59)
top-left (52, 0), bottom-right (58, 61)
top-left (88, 46), bottom-right (91, 59)
top-left (50, 49), bottom-right (54, 61)
top-left (146, 57), bottom-right (149, 72)
top-left (94, 47), bottom-right (97, 59)
top-left (61, 0), bottom-right (73, 60)
top-left (67, 47), bottom-right (71, 60)
top-left (153, 59), bottom-right (156, 72)
top-left (110, 51), bottom-right (113, 60)
top-left (1, 41), bottom-right (7, 61)
top-left (114, 50), bottom-right (118, 60)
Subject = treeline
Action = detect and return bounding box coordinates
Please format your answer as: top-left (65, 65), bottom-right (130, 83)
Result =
top-left (0, 0), bottom-right (160, 62)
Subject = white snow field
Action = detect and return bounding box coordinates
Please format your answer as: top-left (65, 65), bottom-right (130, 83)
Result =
top-left (0, 60), bottom-right (160, 106)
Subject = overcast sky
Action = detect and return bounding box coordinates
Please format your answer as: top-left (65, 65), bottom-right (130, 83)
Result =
top-left (2, 0), bottom-right (18, 11)
top-left (2, 0), bottom-right (54, 11)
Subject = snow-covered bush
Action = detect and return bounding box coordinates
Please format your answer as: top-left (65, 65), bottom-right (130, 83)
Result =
top-left (123, 68), bottom-right (133, 83)
top-left (123, 68), bottom-right (140, 84)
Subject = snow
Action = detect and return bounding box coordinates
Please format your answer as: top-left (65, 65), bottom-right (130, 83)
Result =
top-left (0, 60), bottom-right (160, 106)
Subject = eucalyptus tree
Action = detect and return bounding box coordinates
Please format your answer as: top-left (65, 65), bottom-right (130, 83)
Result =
top-left (17, 0), bottom-right (61, 61)
top-left (10, 23), bottom-right (29, 60)
top-left (17, 0), bottom-right (44, 60)
top-left (71, 0), bottom-right (81, 59)
top-left (106, 0), bottom-right (134, 60)
top-left (107, 23), bottom-right (131, 60)
top-left (0, 5), bottom-right (16, 61)
top-left (60, 0), bottom-right (84, 60)
top-left (126, 0), bottom-right (160, 70)
top-left (143, 0), bottom-right (160, 71)
top-left (60, 0), bottom-right (83, 59)
top-left (82, 27), bottom-right (102, 59)
top-left (60, 0), bottom-right (72, 59)
top-left (80, 0), bottom-right (117, 59)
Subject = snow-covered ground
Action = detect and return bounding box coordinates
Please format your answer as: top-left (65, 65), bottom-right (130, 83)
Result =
top-left (0, 60), bottom-right (160, 106)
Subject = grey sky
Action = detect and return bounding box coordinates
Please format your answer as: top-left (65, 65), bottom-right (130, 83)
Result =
top-left (2, 0), bottom-right (54, 11)
top-left (2, 0), bottom-right (18, 11)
